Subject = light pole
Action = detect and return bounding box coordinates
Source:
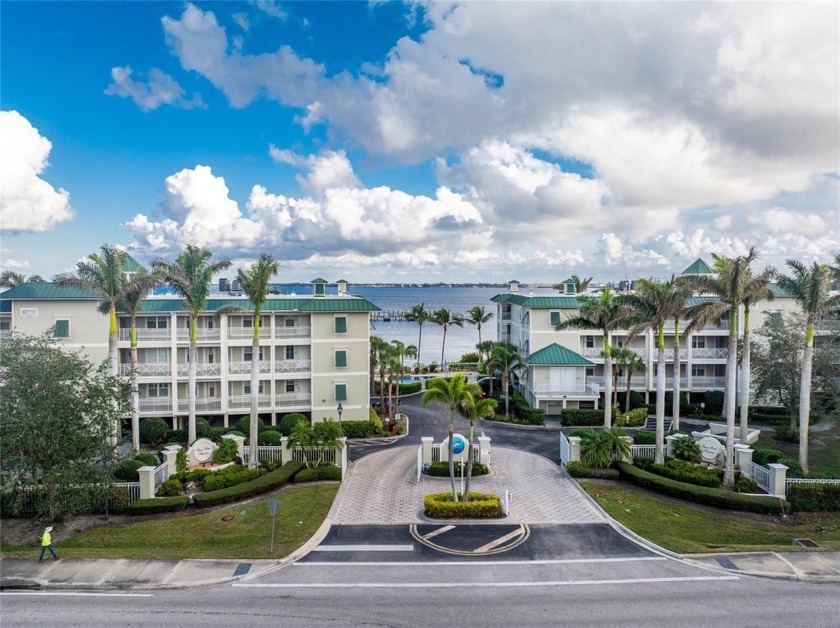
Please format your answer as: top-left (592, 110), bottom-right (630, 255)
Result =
top-left (337, 402), bottom-right (343, 428)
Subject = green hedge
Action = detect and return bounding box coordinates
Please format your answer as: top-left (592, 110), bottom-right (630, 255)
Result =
top-left (642, 458), bottom-right (723, 488)
top-left (788, 484), bottom-right (840, 512)
top-left (192, 461), bottom-right (304, 507)
top-left (512, 393), bottom-right (545, 425)
top-left (633, 430), bottom-right (656, 445)
top-left (566, 461), bottom-right (592, 478)
top-left (398, 382), bottom-right (422, 395)
top-left (125, 496), bottom-right (189, 515)
top-left (561, 408), bottom-right (609, 426)
top-left (278, 413), bottom-right (308, 436)
top-left (428, 461), bottom-right (489, 477)
top-left (202, 465), bottom-right (266, 492)
top-left (156, 479), bottom-right (183, 497)
top-left (423, 492), bottom-right (502, 519)
top-left (293, 465), bottom-right (342, 483)
top-left (615, 462), bottom-right (788, 514)
top-left (340, 420), bottom-right (375, 438)
top-left (616, 407), bottom-right (648, 427)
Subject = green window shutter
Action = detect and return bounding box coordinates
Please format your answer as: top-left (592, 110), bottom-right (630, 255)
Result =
top-left (335, 316), bottom-right (347, 333)
top-left (54, 320), bottom-right (70, 338)
top-left (335, 384), bottom-right (347, 402)
top-left (335, 350), bottom-right (347, 368)
top-left (550, 312), bottom-right (560, 326)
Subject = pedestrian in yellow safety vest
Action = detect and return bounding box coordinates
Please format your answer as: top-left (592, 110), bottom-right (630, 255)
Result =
top-left (39, 526), bottom-right (58, 562)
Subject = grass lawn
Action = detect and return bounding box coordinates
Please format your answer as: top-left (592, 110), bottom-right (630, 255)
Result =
top-left (753, 418), bottom-right (840, 478)
top-left (0, 483), bottom-right (338, 560)
top-left (580, 480), bottom-right (840, 555)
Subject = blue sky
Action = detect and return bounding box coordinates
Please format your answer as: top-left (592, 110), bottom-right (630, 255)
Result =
top-left (1, 1), bottom-right (838, 283)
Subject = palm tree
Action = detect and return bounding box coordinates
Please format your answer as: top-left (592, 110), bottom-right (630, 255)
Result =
top-left (422, 374), bottom-right (482, 501)
top-left (314, 419), bottom-right (344, 467)
top-left (555, 287), bottom-right (630, 428)
top-left (664, 278), bottom-right (695, 432)
top-left (370, 337), bottom-right (392, 416)
top-left (391, 340), bottom-right (417, 421)
top-left (476, 340), bottom-right (495, 365)
top-left (622, 351), bottom-right (647, 414)
top-left (152, 245), bottom-right (232, 445)
top-left (684, 249), bottom-right (758, 485)
top-left (288, 418), bottom-right (316, 468)
top-left (238, 254), bottom-right (279, 469)
top-left (487, 342), bottom-right (525, 418)
top-left (580, 427), bottom-right (631, 468)
top-left (776, 259), bottom-right (838, 474)
top-left (606, 346), bottom-right (635, 407)
top-left (0, 271), bottom-right (44, 288)
top-left (432, 308), bottom-right (463, 368)
top-left (459, 395), bottom-right (497, 499)
top-left (405, 303), bottom-right (431, 366)
top-left (116, 269), bottom-right (162, 453)
top-left (465, 305), bottom-right (494, 349)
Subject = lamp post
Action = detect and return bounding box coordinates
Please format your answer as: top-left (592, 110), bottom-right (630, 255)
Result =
top-left (337, 402), bottom-right (343, 428)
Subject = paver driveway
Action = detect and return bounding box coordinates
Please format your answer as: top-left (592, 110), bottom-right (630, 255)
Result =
top-left (333, 445), bottom-right (605, 525)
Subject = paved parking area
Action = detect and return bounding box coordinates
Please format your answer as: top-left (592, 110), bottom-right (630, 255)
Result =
top-left (333, 445), bottom-right (605, 525)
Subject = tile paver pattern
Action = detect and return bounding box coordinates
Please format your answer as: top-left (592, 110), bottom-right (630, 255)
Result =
top-left (334, 445), bottom-right (605, 525)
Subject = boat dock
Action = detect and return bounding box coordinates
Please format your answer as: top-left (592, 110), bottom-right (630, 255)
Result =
top-left (370, 310), bottom-right (466, 322)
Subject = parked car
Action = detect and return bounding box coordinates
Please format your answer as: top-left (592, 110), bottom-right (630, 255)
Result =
top-left (478, 377), bottom-right (513, 397)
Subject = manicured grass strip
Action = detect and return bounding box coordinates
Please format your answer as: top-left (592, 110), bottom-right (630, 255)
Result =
top-left (580, 481), bottom-right (840, 554)
top-left (0, 484), bottom-right (338, 560)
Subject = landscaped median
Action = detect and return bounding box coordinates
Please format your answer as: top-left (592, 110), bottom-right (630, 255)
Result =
top-left (424, 492), bottom-right (503, 519)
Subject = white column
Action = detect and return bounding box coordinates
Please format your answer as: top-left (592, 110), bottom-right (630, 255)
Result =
top-left (568, 436), bottom-right (581, 463)
top-left (138, 466), bottom-right (156, 500)
top-left (421, 436), bottom-right (433, 465)
top-left (478, 435), bottom-right (491, 465)
top-left (222, 433), bottom-right (245, 460)
top-left (162, 445), bottom-right (182, 474)
top-left (733, 444), bottom-right (753, 471)
top-left (767, 463), bottom-right (788, 498)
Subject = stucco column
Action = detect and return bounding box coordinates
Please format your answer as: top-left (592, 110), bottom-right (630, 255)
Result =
top-left (767, 463), bottom-right (789, 499)
top-left (162, 445), bottom-right (181, 474)
top-left (138, 466), bottom-right (156, 500)
top-left (222, 433), bottom-right (245, 460)
top-left (478, 435), bottom-right (491, 465)
top-left (734, 444), bottom-right (753, 471)
top-left (421, 436), bottom-right (434, 465)
top-left (567, 436), bottom-right (581, 463)
top-left (281, 435), bottom-right (293, 465)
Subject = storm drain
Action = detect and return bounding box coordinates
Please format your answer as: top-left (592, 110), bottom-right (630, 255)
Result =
top-left (792, 538), bottom-right (821, 548)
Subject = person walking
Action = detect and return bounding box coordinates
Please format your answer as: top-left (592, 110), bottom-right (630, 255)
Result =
top-left (39, 526), bottom-right (58, 562)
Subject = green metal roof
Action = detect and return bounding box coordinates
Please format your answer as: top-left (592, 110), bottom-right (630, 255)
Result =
top-left (491, 293), bottom-right (581, 309)
top-left (681, 258), bottom-right (714, 275)
top-left (768, 283), bottom-right (793, 297)
top-left (0, 282), bottom-right (99, 300)
top-left (525, 343), bottom-right (593, 366)
top-left (122, 253), bottom-right (144, 273)
top-left (685, 296), bottom-right (719, 307)
top-left (135, 296), bottom-right (379, 314)
top-left (310, 278), bottom-right (328, 284)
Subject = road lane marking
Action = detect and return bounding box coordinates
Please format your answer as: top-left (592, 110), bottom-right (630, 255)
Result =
top-left (2, 592), bottom-right (153, 597)
top-left (234, 575), bottom-right (739, 588)
top-left (421, 525), bottom-right (455, 540)
top-left (473, 528), bottom-right (526, 553)
top-left (295, 557), bottom-right (668, 567)
top-left (313, 544), bottom-right (414, 552)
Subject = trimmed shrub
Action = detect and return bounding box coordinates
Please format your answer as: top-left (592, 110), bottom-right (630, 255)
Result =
top-left (566, 461), bottom-right (593, 478)
top-left (340, 420), bottom-right (375, 438)
top-left (752, 445), bottom-right (785, 466)
top-left (192, 461), bottom-right (304, 507)
top-left (279, 413), bottom-right (308, 436)
top-left (156, 478), bottom-right (183, 497)
top-left (209, 427), bottom-right (228, 442)
top-left (225, 430), bottom-right (246, 439)
top-left (616, 407), bottom-right (647, 427)
top-left (258, 430), bottom-right (282, 446)
top-left (749, 405), bottom-right (790, 417)
top-left (134, 453), bottom-right (158, 466)
top-left (615, 462), bottom-right (788, 514)
top-left (644, 458), bottom-right (723, 488)
top-left (168, 429), bottom-right (188, 445)
top-left (186, 468), bottom-right (212, 482)
top-left (213, 439), bottom-right (238, 464)
top-left (704, 391), bottom-right (724, 415)
top-left (202, 465), bottom-right (266, 492)
top-left (633, 431), bottom-right (656, 445)
top-left (234, 415), bottom-right (267, 436)
top-left (176, 446), bottom-right (187, 473)
top-left (788, 484), bottom-right (840, 512)
top-left (195, 417), bottom-right (212, 439)
top-left (369, 409), bottom-right (384, 434)
top-left (736, 476), bottom-right (760, 494)
top-left (672, 437), bottom-right (701, 463)
top-left (779, 457), bottom-right (805, 478)
top-left (773, 423), bottom-right (813, 443)
top-left (428, 461), bottom-right (489, 477)
top-left (294, 465), bottom-right (343, 483)
top-left (569, 428), bottom-right (595, 439)
top-left (398, 382), bottom-right (422, 395)
top-left (114, 459), bottom-right (144, 482)
top-left (512, 393), bottom-right (545, 425)
top-left (125, 496), bottom-right (189, 515)
top-left (561, 409), bottom-right (606, 427)
top-left (423, 491), bottom-right (502, 519)
top-left (139, 417), bottom-right (169, 446)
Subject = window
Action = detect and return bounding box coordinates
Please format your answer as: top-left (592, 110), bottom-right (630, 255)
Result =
top-left (207, 349), bottom-right (215, 364)
top-left (285, 345), bottom-right (295, 360)
top-left (334, 383), bottom-right (347, 402)
top-left (584, 336), bottom-right (595, 348)
top-left (244, 381), bottom-right (265, 394)
top-left (53, 319), bottom-right (70, 338)
top-left (285, 381), bottom-right (296, 393)
top-left (285, 318), bottom-right (295, 327)
top-left (244, 347), bottom-right (264, 361)
top-left (691, 365), bottom-right (705, 377)
top-left (691, 336), bottom-right (706, 349)
top-left (145, 348), bottom-right (168, 363)
top-left (243, 316), bottom-right (254, 328)
top-left (20, 308), bottom-right (38, 317)
top-left (208, 384), bottom-right (216, 397)
top-left (0, 319), bottom-right (10, 331)
top-left (147, 383), bottom-right (169, 398)
top-left (335, 349), bottom-right (347, 368)
top-left (334, 316), bottom-right (347, 334)
top-left (549, 312), bottom-right (560, 327)
top-left (146, 316), bottom-right (168, 329)
top-left (585, 368), bottom-right (594, 377)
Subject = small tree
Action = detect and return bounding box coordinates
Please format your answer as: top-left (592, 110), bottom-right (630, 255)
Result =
top-left (314, 418), bottom-right (344, 467)
top-left (459, 395), bottom-right (497, 500)
top-left (287, 418), bottom-right (316, 468)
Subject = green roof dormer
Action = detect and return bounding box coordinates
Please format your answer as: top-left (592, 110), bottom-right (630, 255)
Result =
top-left (681, 258), bottom-right (714, 276)
top-left (508, 279), bottom-right (521, 293)
top-left (311, 277), bottom-right (328, 297)
top-left (336, 279), bottom-right (348, 295)
top-left (560, 278), bottom-right (577, 294)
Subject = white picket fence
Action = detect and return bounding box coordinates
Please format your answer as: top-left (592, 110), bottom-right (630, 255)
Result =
top-left (785, 477), bottom-right (840, 497)
top-left (242, 446), bottom-right (283, 465)
top-left (153, 462), bottom-right (169, 490)
top-left (630, 444), bottom-right (656, 460)
top-left (242, 445), bottom-right (345, 474)
top-left (114, 481), bottom-right (141, 503)
top-left (744, 462), bottom-right (771, 493)
top-left (430, 443), bottom-right (480, 463)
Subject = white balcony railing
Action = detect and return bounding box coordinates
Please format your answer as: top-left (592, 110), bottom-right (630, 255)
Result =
top-left (119, 363), bottom-right (171, 377)
top-left (119, 328), bottom-right (171, 342)
top-left (226, 327), bottom-right (270, 341)
top-left (580, 347), bottom-right (646, 360)
top-left (274, 359), bottom-right (311, 373)
top-left (138, 397), bottom-right (173, 413)
top-left (691, 348), bottom-right (728, 360)
top-left (274, 393), bottom-right (311, 407)
top-left (275, 326), bottom-right (311, 339)
top-left (532, 377), bottom-right (600, 397)
top-left (177, 397), bottom-right (223, 412)
top-left (176, 329), bottom-right (221, 342)
top-left (228, 361), bottom-right (272, 375)
top-left (228, 394), bottom-right (273, 409)
top-left (689, 376), bottom-right (726, 388)
top-left (662, 348), bottom-right (689, 361)
top-left (176, 363), bottom-right (222, 377)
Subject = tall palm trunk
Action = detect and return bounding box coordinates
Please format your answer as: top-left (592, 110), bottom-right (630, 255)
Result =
top-left (440, 326), bottom-right (447, 368)
top-left (612, 363), bottom-right (619, 407)
top-left (722, 310), bottom-right (738, 487)
top-left (447, 408), bottom-right (457, 501)
top-left (799, 322), bottom-right (815, 474)
top-left (188, 317), bottom-right (198, 445)
top-left (672, 319), bottom-right (681, 431)
top-left (739, 308), bottom-right (752, 443)
top-left (603, 333), bottom-right (613, 428)
top-left (655, 326), bottom-right (666, 465)
top-left (248, 320), bottom-right (260, 469)
top-left (378, 366), bottom-right (386, 414)
top-left (417, 323), bottom-right (423, 366)
top-left (108, 304), bottom-right (119, 446)
top-left (625, 366), bottom-right (634, 414)
top-left (464, 418), bottom-right (475, 498)
top-left (130, 324), bottom-right (140, 453)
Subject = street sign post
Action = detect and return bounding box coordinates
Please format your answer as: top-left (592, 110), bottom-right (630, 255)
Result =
top-left (268, 498), bottom-right (281, 553)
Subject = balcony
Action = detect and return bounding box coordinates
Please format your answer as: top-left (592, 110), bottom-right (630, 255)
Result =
top-left (177, 397), bottom-right (222, 412)
top-left (227, 327), bottom-right (271, 341)
top-left (691, 347), bottom-right (728, 360)
top-left (532, 378), bottom-right (600, 397)
top-left (274, 393), bottom-right (310, 407)
top-left (275, 359), bottom-right (311, 373)
top-left (580, 347), bottom-right (646, 360)
top-left (662, 348), bottom-right (689, 361)
top-left (119, 328), bottom-right (171, 342)
top-left (228, 361), bottom-right (271, 375)
top-left (689, 376), bottom-right (726, 389)
top-left (176, 328), bottom-right (221, 342)
top-left (275, 326), bottom-right (311, 339)
top-left (138, 397), bottom-right (173, 413)
top-left (176, 363), bottom-right (222, 377)
top-left (119, 363), bottom-right (171, 377)
top-left (228, 394), bottom-right (273, 410)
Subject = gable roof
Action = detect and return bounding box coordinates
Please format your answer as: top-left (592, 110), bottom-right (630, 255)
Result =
top-left (0, 282), bottom-right (99, 300)
top-left (121, 253), bottom-right (144, 273)
top-left (525, 343), bottom-right (594, 366)
top-left (491, 293), bottom-right (581, 309)
top-left (681, 258), bottom-right (714, 275)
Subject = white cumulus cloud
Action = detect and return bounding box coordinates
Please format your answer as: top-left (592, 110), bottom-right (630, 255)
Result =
top-left (105, 66), bottom-right (204, 111)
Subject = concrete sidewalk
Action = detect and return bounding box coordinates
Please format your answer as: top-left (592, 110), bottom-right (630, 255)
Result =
top-left (685, 551), bottom-right (840, 583)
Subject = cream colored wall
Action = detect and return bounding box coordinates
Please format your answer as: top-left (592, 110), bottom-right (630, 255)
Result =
top-left (11, 299), bottom-right (108, 364)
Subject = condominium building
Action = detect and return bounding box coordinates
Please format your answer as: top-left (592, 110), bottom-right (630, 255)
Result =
top-left (0, 274), bottom-right (379, 429)
top-left (491, 259), bottom-right (804, 416)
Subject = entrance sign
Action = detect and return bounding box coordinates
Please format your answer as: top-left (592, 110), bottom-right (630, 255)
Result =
top-left (188, 438), bottom-right (217, 465)
top-left (698, 437), bottom-right (722, 462)
top-left (442, 433), bottom-right (468, 461)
